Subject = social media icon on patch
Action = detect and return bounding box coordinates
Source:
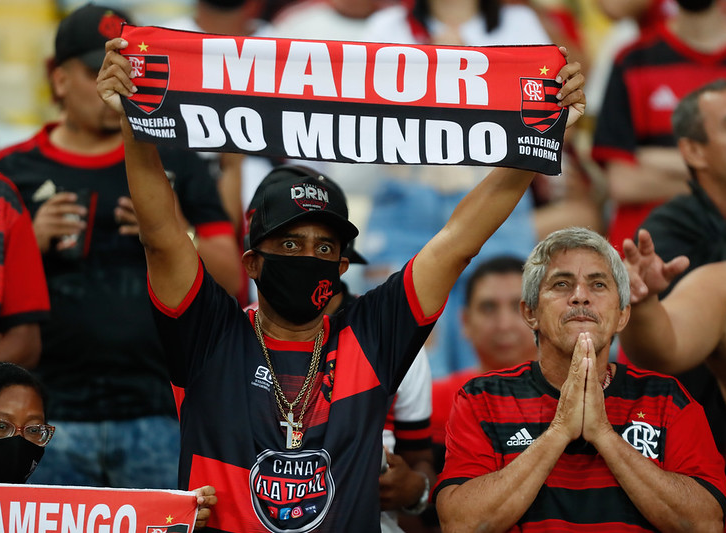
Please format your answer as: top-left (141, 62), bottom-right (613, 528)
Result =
top-left (280, 508), bottom-right (292, 520)
top-left (291, 507), bottom-right (303, 519)
top-left (268, 507), bottom-right (278, 519)
top-left (304, 504), bottom-right (317, 514)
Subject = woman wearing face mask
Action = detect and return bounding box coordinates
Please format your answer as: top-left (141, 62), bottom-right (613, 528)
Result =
top-left (0, 362), bottom-right (54, 484)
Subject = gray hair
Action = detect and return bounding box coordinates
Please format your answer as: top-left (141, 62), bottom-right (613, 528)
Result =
top-left (522, 227), bottom-right (630, 311)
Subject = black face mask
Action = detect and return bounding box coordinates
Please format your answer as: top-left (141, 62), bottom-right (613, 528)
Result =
top-left (201, 0), bottom-right (248, 9)
top-left (0, 436), bottom-right (44, 483)
top-left (254, 252), bottom-right (342, 325)
top-left (676, 0), bottom-right (716, 12)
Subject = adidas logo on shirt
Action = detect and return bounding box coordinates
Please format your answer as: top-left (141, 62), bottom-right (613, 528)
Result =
top-left (506, 428), bottom-right (534, 447)
top-left (649, 85), bottom-right (678, 111)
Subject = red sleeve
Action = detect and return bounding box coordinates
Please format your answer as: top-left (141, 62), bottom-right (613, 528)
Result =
top-left (664, 400), bottom-right (726, 502)
top-left (1, 194), bottom-right (49, 326)
top-left (195, 220), bottom-right (235, 238)
top-left (148, 256), bottom-right (204, 318)
top-left (403, 255), bottom-right (445, 326)
top-left (434, 388), bottom-right (496, 498)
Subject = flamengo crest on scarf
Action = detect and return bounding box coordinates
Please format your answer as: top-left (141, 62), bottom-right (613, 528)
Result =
top-left (120, 25), bottom-right (568, 175)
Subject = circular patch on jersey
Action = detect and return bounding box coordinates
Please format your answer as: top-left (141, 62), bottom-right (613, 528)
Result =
top-left (249, 448), bottom-right (335, 532)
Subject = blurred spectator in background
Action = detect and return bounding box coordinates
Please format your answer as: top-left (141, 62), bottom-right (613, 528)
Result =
top-left (0, 3), bottom-right (240, 488)
top-left (591, 0), bottom-right (726, 255)
top-left (597, 0), bottom-right (677, 29)
top-left (166, 0), bottom-right (265, 35)
top-left (0, 173), bottom-right (49, 367)
top-left (261, 0), bottom-right (396, 40)
top-left (619, 80), bottom-right (726, 462)
top-left (430, 256), bottom-right (536, 469)
top-left (636, 78), bottom-right (726, 285)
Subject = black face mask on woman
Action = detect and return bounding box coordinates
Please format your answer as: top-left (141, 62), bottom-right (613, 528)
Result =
top-left (0, 435), bottom-right (44, 483)
top-left (253, 251), bottom-right (342, 325)
top-left (675, 0), bottom-right (716, 12)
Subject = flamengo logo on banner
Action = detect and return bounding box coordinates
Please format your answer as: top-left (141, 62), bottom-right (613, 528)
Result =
top-left (0, 484), bottom-right (196, 533)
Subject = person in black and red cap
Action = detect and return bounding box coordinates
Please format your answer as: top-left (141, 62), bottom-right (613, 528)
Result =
top-left (99, 35), bottom-right (585, 532)
top-left (0, 3), bottom-right (239, 497)
top-left (246, 167), bottom-right (437, 531)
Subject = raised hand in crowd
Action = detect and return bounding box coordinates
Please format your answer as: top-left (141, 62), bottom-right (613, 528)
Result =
top-left (622, 228), bottom-right (689, 303)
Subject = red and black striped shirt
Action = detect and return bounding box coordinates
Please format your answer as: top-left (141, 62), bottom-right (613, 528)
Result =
top-left (436, 361), bottom-right (726, 531)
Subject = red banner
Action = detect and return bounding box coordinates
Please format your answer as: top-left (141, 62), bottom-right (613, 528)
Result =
top-left (0, 484), bottom-right (197, 533)
top-left (120, 25), bottom-right (568, 175)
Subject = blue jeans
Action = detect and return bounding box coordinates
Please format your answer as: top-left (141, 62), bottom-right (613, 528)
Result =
top-left (360, 179), bottom-right (536, 378)
top-left (29, 415), bottom-right (180, 489)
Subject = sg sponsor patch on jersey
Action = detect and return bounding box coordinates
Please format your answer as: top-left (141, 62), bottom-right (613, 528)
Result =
top-left (253, 365), bottom-right (273, 391)
top-left (249, 449), bottom-right (335, 532)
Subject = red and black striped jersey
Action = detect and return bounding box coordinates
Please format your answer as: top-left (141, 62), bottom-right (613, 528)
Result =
top-left (435, 361), bottom-right (726, 531)
top-left (151, 258), bottom-right (441, 532)
top-left (0, 174), bottom-right (49, 330)
top-left (0, 123), bottom-right (234, 421)
top-left (591, 22), bottom-right (726, 252)
top-left (593, 22), bottom-right (726, 164)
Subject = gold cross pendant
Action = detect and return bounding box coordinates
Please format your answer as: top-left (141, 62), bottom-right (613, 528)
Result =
top-left (280, 413), bottom-right (303, 449)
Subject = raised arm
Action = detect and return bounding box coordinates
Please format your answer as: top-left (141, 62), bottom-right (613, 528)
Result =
top-left (97, 38), bottom-right (199, 308)
top-left (622, 231), bottom-right (726, 374)
top-left (412, 49), bottom-right (585, 317)
top-left (619, 229), bottom-right (726, 374)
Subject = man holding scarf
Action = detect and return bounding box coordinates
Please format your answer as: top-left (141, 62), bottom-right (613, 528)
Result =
top-left (98, 38), bottom-right (584, 532)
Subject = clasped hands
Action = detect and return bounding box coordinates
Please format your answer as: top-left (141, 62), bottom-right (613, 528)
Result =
top-left (549, 332), bottom-right (613, 447)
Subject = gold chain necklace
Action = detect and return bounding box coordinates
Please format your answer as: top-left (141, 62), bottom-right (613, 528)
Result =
top-left (254, 310), bottom-right (324, 449)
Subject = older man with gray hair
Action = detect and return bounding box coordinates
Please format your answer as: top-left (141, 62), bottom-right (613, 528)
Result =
top-left (435, 227), bottom-right (726, 532)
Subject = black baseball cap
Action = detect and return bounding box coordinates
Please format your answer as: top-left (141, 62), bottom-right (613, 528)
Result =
top-left (54, 3), bottom-right (130, 70)
top-left (248, 165), bottom-right (359, 250)
top-left (343, 241), bottom-right (368, 265)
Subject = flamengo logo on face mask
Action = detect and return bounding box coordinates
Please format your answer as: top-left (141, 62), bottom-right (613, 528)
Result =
top-left (311, 280), bottom-right (333, 310)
